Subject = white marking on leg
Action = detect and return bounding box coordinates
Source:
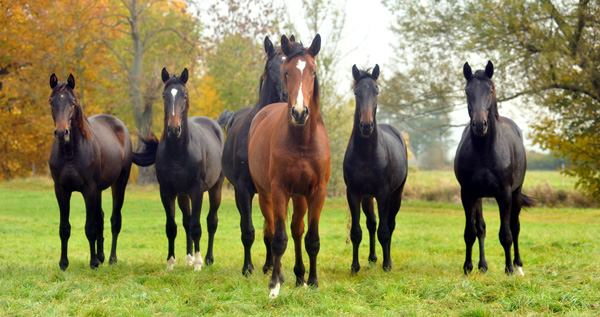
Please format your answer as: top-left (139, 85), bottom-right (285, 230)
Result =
top-left (185, 253), bottom-right (194, 266)
top-left (269, 283), bottom-right (281, 298)
top-left (166, 256), bottom-right (176, 271)
top-left (515, 266), bottom-right (524, 276)
top-left (170, 88), bottom-right (178, 116)
top-left (194, 251), bottom-right (203, 271)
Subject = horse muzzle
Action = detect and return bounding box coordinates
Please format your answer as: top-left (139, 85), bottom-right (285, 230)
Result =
top-left (359, 121), bottom-right (374, 137)
top-left (471, 119), bottom-right (488, 136)
top-left (167, 125), bottom-right (182, 138)
top-left (54, 128), bottom-right (70, 144)
top-left (291, 105), bottom-right (309, 126)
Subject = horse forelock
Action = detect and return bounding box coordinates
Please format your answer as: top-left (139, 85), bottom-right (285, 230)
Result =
top-left (49, 82), bottom-right (93, 140)
top-left (352, 68), bottom-right (378, 89)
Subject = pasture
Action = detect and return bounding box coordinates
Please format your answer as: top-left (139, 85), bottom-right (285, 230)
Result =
top-left (0, 176), bottom-right (599, 315)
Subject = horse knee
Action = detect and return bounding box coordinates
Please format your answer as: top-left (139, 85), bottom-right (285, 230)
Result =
top-left (85, 223), bottom-right (98, 241)
top-left (365, 217), bottom-right (376, 232)
top-left (271, 230), bottom-right (288, 256)
top-left (350, 227), bottom-right (362, 245)
top-left (110, 214), bottom-right (122, 235)
top-left (464, 225), bottom-right (477, 244)
top-left (59, 224), bottom-right (71, 240)
top-left (165, 222), bottom-right (177, 239)
top-left (499, 229), bottom-right (513, 247)
top-left (191, 224), bottom-right (202, 241)
top-left (241, 226), bottom-right (255, 245)
top-left (377, 228), bottom-right (390, 245)
top-left (207, 215), bottom-right (218, 234)
top-left (305, 231), bottom-right (320, 257)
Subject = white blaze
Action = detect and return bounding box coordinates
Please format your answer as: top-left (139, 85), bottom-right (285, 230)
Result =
top-left (294, 59), bottom-right (306, 114)
top-left (170, 88), bottom-right (178, 116)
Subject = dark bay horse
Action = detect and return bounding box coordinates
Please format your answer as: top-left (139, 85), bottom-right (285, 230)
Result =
top-left (48, 74), bottom-right (133, 270)
top-left (133, 68), bottom-right (224, 271)
top-left (343, 65), bottom-right (408, 273)
top-left (455, 61), bottom-right (534, 276)
top-left (216, 36), bottom-right (287, 276)
top-left (248, 34), bottom-right (330, 298)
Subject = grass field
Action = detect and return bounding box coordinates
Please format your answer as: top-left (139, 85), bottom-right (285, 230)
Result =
top-left (1, 177), bottom-right (599, 315)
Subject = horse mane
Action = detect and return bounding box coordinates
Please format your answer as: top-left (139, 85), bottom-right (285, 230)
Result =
top-left (471, 70), bottom-right (502, 123)
top-left (160, 76), bottom-right (189, 141)
top-left (50, 82), bottom-right (93, 140)
top-left (351, 68), bottom-right (378, 89)
top-left (281, 42), bottom-right (320, 107)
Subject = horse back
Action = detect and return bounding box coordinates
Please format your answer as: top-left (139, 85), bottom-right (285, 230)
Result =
top-left (222, 106), bottom-right (254, 185)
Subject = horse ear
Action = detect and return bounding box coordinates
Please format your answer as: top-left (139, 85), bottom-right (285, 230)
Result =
top-left (308, 34), bottom-right (321, 57)
top-left (67, 74), bottom-right (75, 89)
top-left (352, 65), bottom-right (360, 81)
top-left (180, 68), bottom-right (189, 84)
top-left (463, 62), bottom-right (472, 81)
top-left (372, 64), bottom-right (380, 80)
top-left (485, 60), bottom-right (494, 79)
top-left (281, 35), bottom-right (292, 57)
top-left (290, 35), bottom-right (295, 42)
top-left (264, 36), bottom-right (274, 57)
top-left (50, 73), bottom-right (58, 89)
top-left (161, 68), bottom-right (170, 83)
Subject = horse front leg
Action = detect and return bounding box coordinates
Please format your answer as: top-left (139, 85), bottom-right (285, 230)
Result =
top-left (190, 190), bottom-right (205, 271)
top-left (160, 189), bottom-right (178, 270)
top-left (83, 187), bottom-right (100, 269)
top-left (291, 196), bottom-right (307, 286)
top-left (55, 185), bottom-right (72, 271)
top-left (362, 196), bottom-right (378, 264)
top-left (177, 194), bottom-right (194, 266)
top-left (268, 187), bottom-right (289, 298)
top-left (461, 188), bottom-right (477, 275)
top-left (306, 185), bottom-right (326, 286)
top-left (474, 198), bottom-right (487, 273)
top-left (347, 190), bottom-right (362, 273)
top-left (205, 174), bottom-right (224, 266)
top-left (95, 190), bottom-right (105, 264)
top-left (497, 189), bottom-right (514, 275)
top-left (257, 189), bottom-right (274, 274)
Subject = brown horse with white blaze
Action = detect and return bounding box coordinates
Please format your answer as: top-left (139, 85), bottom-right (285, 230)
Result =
top-left (248, 34), bottom-right (330, 298)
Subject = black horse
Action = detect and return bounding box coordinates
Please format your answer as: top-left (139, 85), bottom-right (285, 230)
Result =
top-left (133, 68), bottom-right (225, 271)
top-left (216, 36), bottom-right (287, 275)
top-left (48, 74), bottom-right (133, 270)
top-left (343, 65), bottom-right (408, 273)
top-left (455, 61), bottom-right (534, 276)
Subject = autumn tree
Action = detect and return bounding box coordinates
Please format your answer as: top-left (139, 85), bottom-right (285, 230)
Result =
top-left (0, 0), bottom-right (112, 180)
top-left (383, 0), bottom-right (600, 200)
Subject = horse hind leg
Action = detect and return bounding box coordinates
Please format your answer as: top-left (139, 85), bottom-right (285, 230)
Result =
top-left (291, 196), bottom-right (307, 286)
top-left (362, 197), bottom-right (378, 264)
top-left (205, 174), bottom-right (224, 266)
top-left (177, 194), bottom-right (194, 266)
top-left (235, 186), bottom-right (256, 276)
top-left (83, 188), bottom-right (101, 269)
top-left (108, 168), bottom-right (130, 265)
top-left (305, 186), bottom-right (326, 287)
top-left (511, 190), bottom-right (524, 276)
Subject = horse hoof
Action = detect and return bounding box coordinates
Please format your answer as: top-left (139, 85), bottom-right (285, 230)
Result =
top-left (205, 256), bottom-right (214, 266)
top-left (185, 254), bottom-right (194, 266)
top-left (368, 256), bottom-right (377, 263)
top-left (382, 264), bottom-right (392, 272)
top-left (97, 253), bottom-right (105, 264)
top-left (166, 256), bottom-right (176, 270)
top-left (269, 283), bottom-right (281, 299)
top-left (295, 277), bottom-right (306, 287)
top-left (515, 266), bottom-right (524, 276)
top-left (59, 259), bottom-right (69, 271)
top-left (505, 266), bottom-right (515, 275)
top-left (242, 264), bottom-right (255, 276)
top-left (109, 257), bottom-right (117, 265)
top-left (307, 278), bottom-right (318, 288)
top-left (351, 264), bottom-right (360, 274)
top-left (263, 264), bottom-right (273, 274)
top-left (464, 263), bottom-right (474, 275)
top-left (194, 252), bottom-right (204, 271)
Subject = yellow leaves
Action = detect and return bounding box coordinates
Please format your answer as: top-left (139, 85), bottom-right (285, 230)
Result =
top-left (403, 133), bottom-right (413, 159)
top-left (189, 75), bottom-right (224, 119)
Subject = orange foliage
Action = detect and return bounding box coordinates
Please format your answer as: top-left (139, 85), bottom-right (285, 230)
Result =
top-left (189, 75), bottom-right (225, 119)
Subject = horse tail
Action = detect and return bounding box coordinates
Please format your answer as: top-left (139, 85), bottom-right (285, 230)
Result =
top-left (216, 109), bottom-right (234, 132)
top-left (520, 193), bottom-right (536, 208)
top-left (132, 134), bottom-right (159, 167)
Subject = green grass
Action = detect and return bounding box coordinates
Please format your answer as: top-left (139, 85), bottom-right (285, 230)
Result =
top-left (1, 177), bottom-right (599, 315)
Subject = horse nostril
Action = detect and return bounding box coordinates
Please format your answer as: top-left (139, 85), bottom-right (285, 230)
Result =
top-left (64, 129), bottom-right (69, 136)
top-left (54, 130), bottom-right (58, 137)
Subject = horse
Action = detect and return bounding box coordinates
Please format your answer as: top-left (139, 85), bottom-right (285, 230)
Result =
top-left (216, 36), bottom-right (287, 276)
top-left (133, 68), bottom-right (225, 271)
top-left (343, 64), bottom-right (408, 274)
top-left (47, 73), bottom-right (133, 270)
top-left (454, 61), bottom-right (535, 276)
top-left (248, 34), bottom-right (330, 298)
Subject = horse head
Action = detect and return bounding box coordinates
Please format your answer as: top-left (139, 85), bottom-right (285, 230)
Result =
top-left (161, 68), bottom-right (189, 138)
top-left (352, 64), bottom-right (380, 137)
top-left (463, 60), bottom-right (499, 137)
top-left (280, 34), bottom-right (321, 126)
top-left (262, 36), bottom-right (287, 104)
top-left (49, 73), bottom-right (89, 144)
